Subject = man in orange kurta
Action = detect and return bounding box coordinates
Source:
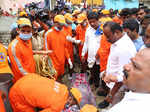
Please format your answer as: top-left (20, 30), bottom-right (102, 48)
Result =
top-left (9, 73), bottom-right (82, 112)
top-left (8, 18), bottom-right (35, 82)
top-left (45, 15), bottom-right (72, 79)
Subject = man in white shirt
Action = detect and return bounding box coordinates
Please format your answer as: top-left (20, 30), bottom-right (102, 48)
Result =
top-left (98, 22), bottom-right (137, 108)
top-left (108, 48), bottom-right (150, 112)
top-left (81, 12), bottom-right (102, 88)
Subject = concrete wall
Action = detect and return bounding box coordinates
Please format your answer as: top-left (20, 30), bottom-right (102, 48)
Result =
top-left (0, 16), bottom-right (16, 47)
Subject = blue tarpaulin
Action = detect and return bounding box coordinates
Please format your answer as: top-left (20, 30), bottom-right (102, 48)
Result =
top-left (104, 0), bottom-right (139, 10)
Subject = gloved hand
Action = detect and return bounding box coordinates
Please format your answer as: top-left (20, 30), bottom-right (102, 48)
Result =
top-left (68, 58), bottom-right (73, 69)
top-left (88, 62), bottom-right (95, 68)
top-left (74, 40), bottom-right (81, 44)
top-left (66, 36), bottom-right (75, 43)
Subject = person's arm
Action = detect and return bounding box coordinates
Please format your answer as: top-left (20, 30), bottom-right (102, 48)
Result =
top-left (104, 50), bottom-right (133, 83)
top-left (36, 19), bottom-right (49, 31)
top-left (64, 42), bottom-right (73, 69)
top-left (81, 29), bottom-right (88, 61)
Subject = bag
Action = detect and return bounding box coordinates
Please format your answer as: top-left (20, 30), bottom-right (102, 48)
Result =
top-left (71, 73), bottom-right (96, 108)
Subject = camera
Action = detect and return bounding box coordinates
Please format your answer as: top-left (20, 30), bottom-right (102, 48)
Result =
top-left (25, 2), bottom-right (49, 23)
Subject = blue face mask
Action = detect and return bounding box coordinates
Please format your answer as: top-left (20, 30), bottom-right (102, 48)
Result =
top-left (19, 33), bottom-right (32, 40)
top-left (82, 22), bottom-right (87, 27)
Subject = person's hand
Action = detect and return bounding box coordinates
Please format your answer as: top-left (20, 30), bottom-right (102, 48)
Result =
top-left (74, 40), bottom-right (81, 44)
top-left (103, 74), bottom-right (118, 84)
top-left (66, 36), bottom-right (75, 43)
top-left (100, 71), bottom-right (106, 80)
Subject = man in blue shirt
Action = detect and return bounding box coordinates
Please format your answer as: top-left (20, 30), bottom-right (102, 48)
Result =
top-left (123, 18), bottom-right (144, 52)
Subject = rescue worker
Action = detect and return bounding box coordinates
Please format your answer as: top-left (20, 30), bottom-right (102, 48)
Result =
top-left (63, 13), bottom-right (75, 78)
top-left (9, 73), bottom-right (82, 112)
top-left (0, 91), bottom-right (5, 112)
top-left (0, 43), bottom-right (12, 74)
top-left (75, 13), bottom-right (88, 61)
top-left (72, 10), bottom-right (81, 25)
top-left (8, 18), bottom-right (36, 82)
top-left (0, 43), bottom-right (13, 112)
top-left (96, 34), bottom-right (111, 96)
top-left (63, 13), bottom-right (74, 63)
top-left (45, 15), bottom-right (73, 79)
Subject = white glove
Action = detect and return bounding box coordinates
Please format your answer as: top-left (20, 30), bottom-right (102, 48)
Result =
top-left (66, 36), bottom-right (75, 43)
top-left (68, 58), bottom-right (73, 69)
top-left (88, 62), bottom-right (95, 68)
top-left (74, 40), bottom-right (81, 44)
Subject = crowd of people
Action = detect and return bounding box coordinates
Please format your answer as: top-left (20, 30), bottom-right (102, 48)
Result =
top-left (1, 3), bottom-right (150, 112)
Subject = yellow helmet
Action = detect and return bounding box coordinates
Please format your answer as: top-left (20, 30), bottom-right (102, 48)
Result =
top-left (77, 13), bottom-right (87, 24)
top-left (64, 13), bottom-right (73, 23)
top-left (54, 15), bottom-right (66, 25)
top-left (72, 10), bottom-right (80, 16)
top-left (17, 18), bottom-right (32, 27)
top-left (80, 104), bottom-right (98, 112)
top-left (19, 11), bottom-right (28, 17)
top-left (70, 88), bottom-right (82, 104)
top-left (101, 9), bottom-right (110, 15)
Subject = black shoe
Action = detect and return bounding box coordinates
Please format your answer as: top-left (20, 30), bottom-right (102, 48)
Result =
top-left (96, 90), bottom-right (108, 97)
top-left (98, 100), bottom-right (110, 109)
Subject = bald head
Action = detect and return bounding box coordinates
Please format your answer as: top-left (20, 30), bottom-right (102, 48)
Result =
top-left (124, 48), bottom-right (150, 93)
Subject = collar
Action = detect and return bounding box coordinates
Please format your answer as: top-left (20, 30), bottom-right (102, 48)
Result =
top-left (95, 25), bottom-right (103, 36)
top-left (16, 36), bottom-right (30, 46)
top-left (112, 33), bottom-right (126, 46)
top-left (133, 36), bottom-right (143, 42)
